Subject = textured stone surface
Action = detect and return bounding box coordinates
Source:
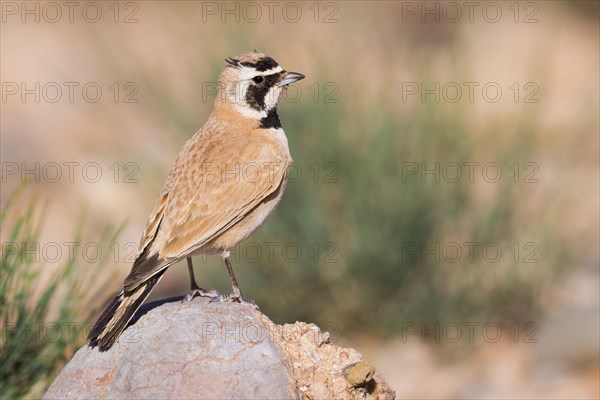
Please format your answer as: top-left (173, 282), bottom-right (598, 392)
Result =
top-left (44, 298), bottom-right (396, 400)
top-left (262, 318), bottom-right (396, 400)
top-left (44, 298), bottom-right (297, 399)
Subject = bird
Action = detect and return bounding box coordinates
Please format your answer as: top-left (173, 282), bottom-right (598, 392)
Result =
top-left (88, 51), bottom-right (305, 351)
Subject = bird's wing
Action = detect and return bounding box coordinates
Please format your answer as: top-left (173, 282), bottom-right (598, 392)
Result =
top-left (137, 192), bottom-right (168, 254)
top-left (123, 132), bottom-right (289, 291)
top-left (122, 191), bottom-right (169, 292)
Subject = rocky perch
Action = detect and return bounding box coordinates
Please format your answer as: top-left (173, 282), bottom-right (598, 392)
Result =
top-left (44, 298), bottom-right (396, 399)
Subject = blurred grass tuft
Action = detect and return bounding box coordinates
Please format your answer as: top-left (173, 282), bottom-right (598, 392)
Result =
top-left (233, 96), bottom-right (573, 343)
top-left (0, 187), bottom-right (118, 398)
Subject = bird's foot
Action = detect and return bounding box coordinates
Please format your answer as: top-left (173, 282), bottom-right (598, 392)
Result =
top-left (210, 292), bottom-right (259, 309)
top-left (182, 287), bottom-right (220, 302)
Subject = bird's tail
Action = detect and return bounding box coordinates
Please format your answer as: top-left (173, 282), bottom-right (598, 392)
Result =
top-left (87, 272), bottom-right (165, 351)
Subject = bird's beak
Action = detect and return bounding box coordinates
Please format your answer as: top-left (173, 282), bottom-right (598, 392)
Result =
top-left (279, 71), bottom-right (305, 86)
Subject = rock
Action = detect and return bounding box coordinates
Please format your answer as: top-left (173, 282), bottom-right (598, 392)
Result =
top-left (268, 319), bottom-right (396, 400)
top-left (44, 298), bottom-right (396, 400)
top-left (344, 361), bottom-right (376, 387)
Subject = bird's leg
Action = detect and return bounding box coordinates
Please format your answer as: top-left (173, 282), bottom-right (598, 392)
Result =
top-left (182, 257), bottom-right (219, 301)
top-left (210, 251), bottom-right (258, 309)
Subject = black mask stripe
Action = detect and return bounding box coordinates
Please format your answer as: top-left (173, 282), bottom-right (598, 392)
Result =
top-left (245, 73), bottom-right (280, 111)
top-left (260, 108), bottom-right (282, 129)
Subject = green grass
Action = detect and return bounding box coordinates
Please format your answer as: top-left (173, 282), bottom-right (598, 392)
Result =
top-left (0, 187), bottom-right (118, 398)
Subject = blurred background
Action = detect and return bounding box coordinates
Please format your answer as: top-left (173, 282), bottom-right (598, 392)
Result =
top-left (1, 1), bottom-right (598, 398)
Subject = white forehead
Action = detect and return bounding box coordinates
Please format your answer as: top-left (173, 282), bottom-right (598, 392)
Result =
top-left (236, 65), bottom-right (283, 80)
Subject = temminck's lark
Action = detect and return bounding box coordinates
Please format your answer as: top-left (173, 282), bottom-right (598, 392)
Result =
top-left (88, 52), bottom-right (304, 351)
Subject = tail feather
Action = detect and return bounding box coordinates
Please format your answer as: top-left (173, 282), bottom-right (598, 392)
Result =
top-left (88, 271), bottom-right (165, 351)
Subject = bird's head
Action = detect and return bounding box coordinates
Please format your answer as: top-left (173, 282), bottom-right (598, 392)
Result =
top-left (214, 52), bottom-right (305, 122)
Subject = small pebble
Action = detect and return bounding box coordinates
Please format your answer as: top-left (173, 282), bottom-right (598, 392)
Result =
top-left (343, 360), bottom-right (375, 387)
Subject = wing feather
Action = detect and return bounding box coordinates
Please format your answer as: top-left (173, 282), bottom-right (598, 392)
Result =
top-left (123, 129), bottom-right (290, 289)
top-left (162, 137), bottom-right (289, 257)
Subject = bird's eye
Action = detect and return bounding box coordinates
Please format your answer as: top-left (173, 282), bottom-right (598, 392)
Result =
top-left (252, 76), bottom-right (264, 84)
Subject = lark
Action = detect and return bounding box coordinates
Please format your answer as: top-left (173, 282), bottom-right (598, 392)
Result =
top-left (88, 52), bottom-right (304, 351)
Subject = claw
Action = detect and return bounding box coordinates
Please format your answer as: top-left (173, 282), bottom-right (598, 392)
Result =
top-left (182, 287), bottom-right (220, 302)
top-left (210, 293), bottom-right (259, 310)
